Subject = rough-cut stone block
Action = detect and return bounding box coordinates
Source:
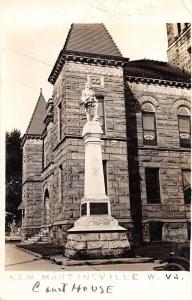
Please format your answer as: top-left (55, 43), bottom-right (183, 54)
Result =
top-left (118, 232), bottom-right (128, 240)
top-left (67, 240), bottom-right (86, 250)
top-left (87, 241), bottom-right (109, 250)
top-left (65, 249), bottom-right (77, 258)
top-left (102, 248), bottom-right (127, 258)
top-left (99, 232), bottom-right (119, 240)
top-left (108, 240), bottom-right (129, 249)
top-left (80, 233), bottom-right (100, 241)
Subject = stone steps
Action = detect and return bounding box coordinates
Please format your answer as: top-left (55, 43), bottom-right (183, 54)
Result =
top-left (24, 229), bottom-right (52, 244)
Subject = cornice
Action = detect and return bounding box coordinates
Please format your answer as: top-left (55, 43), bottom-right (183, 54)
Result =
top-left (21, 134), bottom-right (43, 146)
top-left (126, 75), bottom-right (191, 89)
top-left (48, 50), bottom-right (129, 84)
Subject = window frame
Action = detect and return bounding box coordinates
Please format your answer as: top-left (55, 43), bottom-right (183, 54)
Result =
top-left (97, 96), bottom-right (106, 134)
top-left (177, 106), bottom-right (191, 148)
top-left (142, 111), bottom-right (157, 146)
top-left (145, 167), bottom-right (161, 204)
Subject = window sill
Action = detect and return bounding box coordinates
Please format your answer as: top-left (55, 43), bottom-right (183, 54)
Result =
top-left (145, 203), bottom-right (162, 205)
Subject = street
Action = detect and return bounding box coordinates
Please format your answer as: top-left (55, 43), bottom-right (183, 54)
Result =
top-left (5, 242), bottom-right (161, 271)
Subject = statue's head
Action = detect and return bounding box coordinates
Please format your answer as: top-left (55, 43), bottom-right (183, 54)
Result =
top-left (85, 82), bottom-right (91, 89)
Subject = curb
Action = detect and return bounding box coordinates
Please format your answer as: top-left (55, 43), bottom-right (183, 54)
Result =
top-left (49, 256), bottom-right (155, 266)
top-left (16, 245), bottom-right (43, 259)
top-left (5, 238), bottom-right (21, 243)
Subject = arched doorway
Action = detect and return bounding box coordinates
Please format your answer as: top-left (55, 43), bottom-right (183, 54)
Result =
top-left (44, 189), bottom-right (50, 225)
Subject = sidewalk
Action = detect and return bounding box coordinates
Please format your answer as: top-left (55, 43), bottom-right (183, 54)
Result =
top-left (16, 243), bottom-right (155, 267)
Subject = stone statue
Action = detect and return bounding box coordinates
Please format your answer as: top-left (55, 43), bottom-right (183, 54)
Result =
top-left (81, 82), bottom-right (99, 121)
top-left (10, 219), bottom-right (18, 234)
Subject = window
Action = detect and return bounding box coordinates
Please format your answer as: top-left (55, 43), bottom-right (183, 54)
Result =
top-left (43, 136), bottom-right (47, 168)
top-left (182, 170), bottom-right (191, 204)
top-left (184, 23), bottom-right (190, 29)
top-left (44, 189), bottom-right (50, 225)
top-left (59, 164), bottom-right (63, 203)
top-left (142, 102), bottom-right (157, 146)
top-left (58, 102), bottom-right (62, 140)
top-left (149, 222), bottom-right (163, 241)
top-left (42, 138), bottom-right (45, 169)
top-left (187, 222), bottom-right (191, 240)
top-left (97, 96), bottom-right (105, 133)
top-left (22, 210), bottom-right (25, 218)
top-left (142, 112), bottom-right (157, 145)
top-left (145, 168), bottom-right (161, 204)
top-left (178, 106), bottom-right (191, 148)
top-left (177, 23), bottom-right (181, 34)
top-left (102, 160), bottom-right (108, 195)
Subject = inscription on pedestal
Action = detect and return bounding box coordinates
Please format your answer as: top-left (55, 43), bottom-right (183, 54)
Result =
top-left (89, 216), bottom-right (114, 226)
top-left (90, 202), bottom-right (108, 215)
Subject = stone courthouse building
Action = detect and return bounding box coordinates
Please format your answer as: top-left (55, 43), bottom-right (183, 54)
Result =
top-left (19, 23), bottom-right (191, 245)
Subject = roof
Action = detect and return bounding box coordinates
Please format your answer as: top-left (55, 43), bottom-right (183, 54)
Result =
top-left (25, 89), bottom-right (47, 135)
top-left (63, 23), bottom-right (122, 57)
top-left (48, 23), bottom-right (126, 84)
top-left (125, 59), bottom-right (191, 83)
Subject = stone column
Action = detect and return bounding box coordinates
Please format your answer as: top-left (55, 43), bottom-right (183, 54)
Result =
top-left (81, 121), bottom-right (111, 219)
top-left (65, 120), bottom-right (130, 259)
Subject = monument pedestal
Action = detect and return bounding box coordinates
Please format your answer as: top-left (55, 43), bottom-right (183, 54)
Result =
top-left (65, 121), bottom-right (130, 259)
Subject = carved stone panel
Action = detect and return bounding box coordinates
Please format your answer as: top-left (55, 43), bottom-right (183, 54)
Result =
top-left (87, 75), bottom-right (104, 88)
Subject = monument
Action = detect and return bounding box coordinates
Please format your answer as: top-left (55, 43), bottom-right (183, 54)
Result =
top-left (64, 82), bottom-right (130, 259)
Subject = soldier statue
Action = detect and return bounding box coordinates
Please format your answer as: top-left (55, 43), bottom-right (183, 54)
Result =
top-left (81, 82), bottom-right (99, 121)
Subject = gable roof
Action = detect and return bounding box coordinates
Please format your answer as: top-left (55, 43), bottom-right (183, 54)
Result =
top-left (63, 23), bottom-right (122, 57)
top-left (25, 89), bottom-right (47, 135)
top-left (125, 59), bottom-right (191, 83)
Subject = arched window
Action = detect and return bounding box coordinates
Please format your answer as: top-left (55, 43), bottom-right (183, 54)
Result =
top-left (44, 189), bottom-right (50, 225)
top-left (142, 103), bottom-right (157, 146)
top-left (178, 106), bottom-right (191, 148)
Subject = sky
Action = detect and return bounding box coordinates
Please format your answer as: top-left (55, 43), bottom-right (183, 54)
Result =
top-left (1, 0), bottom-right (191, 135)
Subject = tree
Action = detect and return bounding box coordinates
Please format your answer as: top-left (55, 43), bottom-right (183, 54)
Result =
top-left (6, 129), bottom-right (22, 224)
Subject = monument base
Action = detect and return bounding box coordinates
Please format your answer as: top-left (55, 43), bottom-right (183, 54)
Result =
top-left (65, 231), bottom-right (130, 260)
top-left (64, 216), bottom-right (131, 259)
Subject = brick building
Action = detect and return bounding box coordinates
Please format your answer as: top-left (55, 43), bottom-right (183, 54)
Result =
top-left (19, 23), bottom-right (191, 245)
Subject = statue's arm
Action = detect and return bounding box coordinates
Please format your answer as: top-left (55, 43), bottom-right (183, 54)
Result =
top-left (81, 90), bottom-right (86, 105)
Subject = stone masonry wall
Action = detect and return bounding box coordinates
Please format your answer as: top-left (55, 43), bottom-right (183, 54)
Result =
top-left (167, 23), bottom-right (178, 46)
top-left (127, 81), bottom-right (191, 242)
top-left (22, 138), bottom-right (43, 234)
top-left (167, 24), bottom-right (191, 74)
top-left (23, 139), bottom-right (43, 182)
